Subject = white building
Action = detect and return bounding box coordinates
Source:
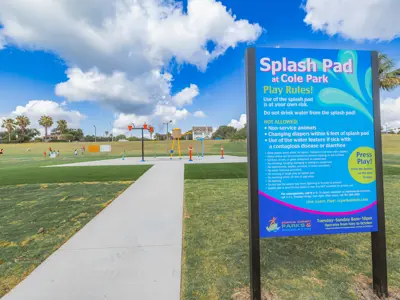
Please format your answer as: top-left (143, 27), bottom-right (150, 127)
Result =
top-left (192, 126), bottom-right (213, 140)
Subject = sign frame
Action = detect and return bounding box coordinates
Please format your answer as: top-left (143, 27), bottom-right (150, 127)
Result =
top-left (246, 48), bottom-right (388, 299)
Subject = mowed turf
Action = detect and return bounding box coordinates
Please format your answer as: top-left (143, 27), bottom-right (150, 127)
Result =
top-left (0, 139), bottom-right (234, 158)
top-left (0, 133), bottom-right (399, 158)
top-left (0, 155), bottom-right (151, 297)
top-left (182, 176), bottom-right (400, 300)
top-left (0, 181), bottom-right (132, 297)
top-left (185, 163), bottom-right (248, 179)
top-left (182, 153), bottom-right (400, 299)
top-left (0, 165), bottom-right (151, 185)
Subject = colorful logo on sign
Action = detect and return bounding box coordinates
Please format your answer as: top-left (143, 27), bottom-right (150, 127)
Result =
top-left (266, 217), bottom-right (280, 232)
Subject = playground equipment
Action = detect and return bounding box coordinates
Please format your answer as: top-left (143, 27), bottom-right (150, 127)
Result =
top-left (195, 138), bottom-right (205, 159)
top-left (128, 122), bottom-right (154, 162)
top-left (188, 145), bottom-right (193, 162)
top-left (221, 145), bottom-right (225, 159)
top-left (170, 128), bottom-right (182, 159)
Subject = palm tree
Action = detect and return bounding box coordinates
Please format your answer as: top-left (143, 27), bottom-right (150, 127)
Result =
top-left (39, 116), bottom-right (54, 140)
top-left (56, 120), bottom-right (68, 138)
top-left (105, 130), bottom-right (109, 137)
top-left (1, 118), bottom-right (16, 142)
top-left (379, 53), bottom-right (400, 91)
top-left (15, 115), bottom-right (31, 140)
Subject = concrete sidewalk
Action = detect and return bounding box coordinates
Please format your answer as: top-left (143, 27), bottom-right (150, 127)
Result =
top-left (3, 163), bottom-right (184, 300)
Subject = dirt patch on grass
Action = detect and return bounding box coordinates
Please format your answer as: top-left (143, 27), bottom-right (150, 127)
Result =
top-left (231, 287), bottom-right (280, 300)
top-left (353, 275), bottom-right (400, 300)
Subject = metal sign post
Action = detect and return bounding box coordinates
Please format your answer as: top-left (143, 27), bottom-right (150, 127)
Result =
top-left (370, 51), bottom-right (388, 297)
top-left (246, 47), bottom-right (262, 300)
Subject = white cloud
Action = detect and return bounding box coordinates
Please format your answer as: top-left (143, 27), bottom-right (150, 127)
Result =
top-left (55, 68), bottom-right (201, 114)
top-left (0, 0), bottom-right (262, 119)
top-left (55, 68), bottom-right (173, 114)
top-left (0, 0), bottom-right (262, 73)
top-left (0, 32), bottom-right (5, 50)
top-left (153, 104), bottom-right (190, 123)
top-left (381, 97), bottom-right (400, 128)
top-left (112, 113), bottom-right (151, 136)
top-left (113, 103), bottom-right (190, 135)
top-left (303, 0), bottom-right (400, 41)
top-left (228, 113), bottom-right (246, 129)
top-left (193, 110), bottom-right (206, 118)
top-left (10, 100), bottom-right (85, 134)
top-left (172, 84), bottom-right (199, 107)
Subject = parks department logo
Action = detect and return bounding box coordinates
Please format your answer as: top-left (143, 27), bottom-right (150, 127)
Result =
top-left (266, 217), bottom-right (280, 232)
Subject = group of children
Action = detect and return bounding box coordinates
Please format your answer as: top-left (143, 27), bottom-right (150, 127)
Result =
top-left (44, 147), bottom-right (60, 157)
top-left (74, 146), bottom-right (86, 156)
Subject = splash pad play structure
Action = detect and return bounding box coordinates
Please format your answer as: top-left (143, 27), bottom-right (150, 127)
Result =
top-left (127, 122), bottom-right (154, 162)
top-left (169, 128), bottom-right (182, 160)
top-left (122, 122), bottom-right (226, 162)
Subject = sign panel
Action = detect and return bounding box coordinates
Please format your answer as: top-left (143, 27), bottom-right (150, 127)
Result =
top-left (88, 145), bottom-right (100, 153)
top-left (254, 48), bottom-right (379, 237)
top-left (100, 145), bottom-right (112, 152)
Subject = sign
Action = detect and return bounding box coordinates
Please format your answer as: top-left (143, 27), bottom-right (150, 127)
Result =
top-left (100, 145), bottom-right (112, 152)
top-left (246, 48), bottom-right (388, 298)
top-left (256, 48), bottom-right (379, 237)
top-left (88, 145), bottom-right (100, 153)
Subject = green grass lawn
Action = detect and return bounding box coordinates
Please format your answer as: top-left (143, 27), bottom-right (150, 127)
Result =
top-left (185, 163), bottom-right (248, 179)
top-left (0, 181), bottom-right (132, 297)
top-left (182, 165), bottom-right (400, 299)
top-left (0, 165), bottom-right (151, 186)
top-left (0, 139), bottom-right (236, 158)
top-left (0, 155), bottom-right (152, 297)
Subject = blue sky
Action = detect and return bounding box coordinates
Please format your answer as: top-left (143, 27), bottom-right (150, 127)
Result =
top-left (0, 0), bottom-right (399, 136)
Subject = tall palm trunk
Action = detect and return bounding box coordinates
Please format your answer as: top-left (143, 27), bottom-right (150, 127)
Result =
top-left (20, 128), bottom-right (25, 141)
top-left (45, 126), bottom-right (48, 139)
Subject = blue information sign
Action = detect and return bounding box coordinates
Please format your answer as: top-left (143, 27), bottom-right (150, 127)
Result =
top-left (255, 48), bottom-right (379, 237)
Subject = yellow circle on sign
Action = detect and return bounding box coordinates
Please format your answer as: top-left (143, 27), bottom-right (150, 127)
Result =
top-left (348, 147), bottom-right (376, 184)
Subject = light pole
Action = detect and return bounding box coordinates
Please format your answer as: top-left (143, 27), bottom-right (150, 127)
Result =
top-left (163, 120), bottom-right (172, 140)
top-left (94, 125), bottom-right (97, 142)
top-left (110, 122), bottom-right (113, 142)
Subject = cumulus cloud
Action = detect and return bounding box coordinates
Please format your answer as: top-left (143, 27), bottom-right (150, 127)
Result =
top-left (193, 111), bottom-right (206, 118)
top-left (55, 67), bottom-right (201, 114)
top-left (303, 0), bottom-right (400, 41)
top-left (0, 0), bottom-right (262, 73)
top-left (0, 0), bottom-right (262, 118)
top-left (228, 113), bottom-right (246, 129)
top-left (0, 32), bottom-right (5, 50)
top-left (113, 103), bottom-right (190, 135)
top-left (172, 84), bottom-right (199, 107)
top-left (381, 97), bottom-right (400, 128)
top-left (153, 104), bottom-right (190, 123)
top-left (55, 68), bottom-right (174, 114)
top-left (0, 100), bottom-right (86, 135)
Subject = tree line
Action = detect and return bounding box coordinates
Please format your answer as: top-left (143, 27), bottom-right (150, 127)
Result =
top-left (1, 115), bottom-right (84, 143)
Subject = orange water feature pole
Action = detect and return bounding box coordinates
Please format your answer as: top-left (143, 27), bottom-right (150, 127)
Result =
top-left (221, 145), bottom-right (224, 159)
top-left (189, 145), bottom-right (193, 162)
